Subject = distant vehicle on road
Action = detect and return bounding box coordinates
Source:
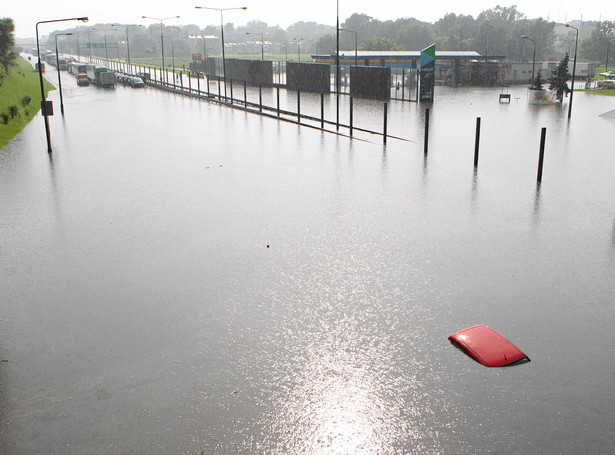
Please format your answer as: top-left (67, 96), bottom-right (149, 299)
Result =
top-left (85, 64), bottom-right (115, 88)
top-left (136, 72), bottom-right (150, 82)
top-left (77, 73), bottom-right (89, 86)
top-left (597, 71), bottom-right (615, 88)
top-left (130, 77), bottom-right (145, 88)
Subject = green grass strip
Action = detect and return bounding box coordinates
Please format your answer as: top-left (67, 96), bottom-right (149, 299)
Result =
top-left (0, 57), bottom-right (55, 149)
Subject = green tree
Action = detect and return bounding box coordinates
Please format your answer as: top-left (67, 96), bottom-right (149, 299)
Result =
top-left (529, 69), bottom-right (545, 90)
top-left (580, 21), bottom-right (615, 65)
top-left (548, 53), bottom-right (571, 100)
top-left (360, 36), bottom-right (401, 51)
top-left (315, 34), bottom-right (336, 54)
top-left (0, 18), bottom-right (17, 81)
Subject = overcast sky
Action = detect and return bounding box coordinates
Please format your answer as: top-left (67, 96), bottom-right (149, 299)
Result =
top-left (6, 0), bottom-right (614, 39)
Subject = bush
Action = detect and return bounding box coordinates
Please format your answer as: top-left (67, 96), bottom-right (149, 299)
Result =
top-left (21, 95), bottom-right (31, 106)
top-left (9, 105), bottom-right (18, 118)
top-left (1, 113), bottom-right (9, 124)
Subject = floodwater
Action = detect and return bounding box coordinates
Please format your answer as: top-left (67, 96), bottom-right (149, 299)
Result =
top-left (1, 70), bottom-right (615, 454)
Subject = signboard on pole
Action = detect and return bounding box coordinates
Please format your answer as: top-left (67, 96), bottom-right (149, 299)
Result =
top-left (419, 43), bottom-right (436, 102)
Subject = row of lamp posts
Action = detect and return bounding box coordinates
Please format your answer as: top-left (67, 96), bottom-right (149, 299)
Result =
top-left (38, 8), bottom-right (596, 156)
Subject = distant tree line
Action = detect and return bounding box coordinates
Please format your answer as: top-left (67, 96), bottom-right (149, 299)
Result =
top-left (318, 6), bottom-right (557, 60)
top-left (40, 5), bottom-right (613, 64)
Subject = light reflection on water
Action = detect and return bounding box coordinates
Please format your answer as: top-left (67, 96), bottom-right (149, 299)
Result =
top-left (1, 77), bottom-right (615, 453)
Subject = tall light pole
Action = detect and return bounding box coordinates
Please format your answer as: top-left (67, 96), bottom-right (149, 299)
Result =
top-left (279, 44), bottom-right (288, 62)
top-left (101, 28), bottom-right (117, 62)
top-left (142, 15), bottom-right (180, 84)
top-left (521, 35), bottom-right (536, 81)
top-left (86, 30), bottom-right (93, 62)
top-left (336, 0), bottom-right (340, 129)
top-left (293, 37), bottom-right (303, 62)
top-left (339, 28), bottom-right (358, 66)
top-left (565, 24), bottom-right (579, 119)
top-left (112, 24), bottom-right (142, 68)
top-left (195, 6), bottom-right (247, 99)
top-left (246, 32), bottom-right (264, 60)
top-left (54, 32), bottom-right (72, 115)
top-left (36, 16), bottom-right (89, 154)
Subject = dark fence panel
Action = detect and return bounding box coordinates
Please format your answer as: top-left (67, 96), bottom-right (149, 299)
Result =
top-left (287, 62), bottom-right (330, 93)
top-left (350, 66), bottom-right (391, 100)
top-left (225, 59), bottom-right (273, 86)
top-left (206, 58), bottom-right (219, 77)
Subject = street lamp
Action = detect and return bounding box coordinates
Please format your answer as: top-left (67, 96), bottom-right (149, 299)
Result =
top-left (86, 30), bottom-right (94, 62)
top-left (336, 0), bottom-right (340, 129)
top-left (339, 28), bottom-right (357, 66)
top-left (565, 24), bottom-right (579, 119)
top-left (246, 32), bottom-right (264, 60)
top-left (293, 37), bottom-right (303, 62)
top-left (601, 38), bottom-right (611, 72)
top-left (112, 24), bottom-right (142, 68)
top-left (520, 34), bottom-right (536, 81)
top-left (54, 32), bottom-right (72, 115)
top-left (195, 6), bottom-right (247, 99)
top-left (36, 16), bottom-right (88, 154)
top-left (279, 44), bottom-right (288, 62)
top-left (142, 15), bottom-right (180, 84)
top-left (101, 28), bottom-right (117, 62)
top-left (164, 35), bottom-right (176, 86)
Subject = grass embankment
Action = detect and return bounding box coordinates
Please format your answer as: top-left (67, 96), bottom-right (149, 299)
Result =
top-left (581, 89), bottom-right (615, 96)
top-left (0, 57), bottom-right (55, 149)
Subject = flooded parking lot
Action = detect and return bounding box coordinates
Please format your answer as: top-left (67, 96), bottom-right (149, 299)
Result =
top-left (1, 74), bottom-right (615, 453)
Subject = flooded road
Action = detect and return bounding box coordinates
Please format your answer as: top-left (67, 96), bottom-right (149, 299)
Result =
top-left (1, 72), bottom-right (615, 454)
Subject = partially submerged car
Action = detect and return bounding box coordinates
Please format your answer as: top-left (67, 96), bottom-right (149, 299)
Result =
top-left (449, 324), bottom-right (530, 367)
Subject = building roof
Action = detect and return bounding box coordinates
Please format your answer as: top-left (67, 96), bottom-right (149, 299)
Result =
top-left (311, 50), bottom-right (506, 60)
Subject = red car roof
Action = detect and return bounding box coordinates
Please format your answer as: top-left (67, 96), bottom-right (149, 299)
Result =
top-left (449, 324), bottom-right (530, 367)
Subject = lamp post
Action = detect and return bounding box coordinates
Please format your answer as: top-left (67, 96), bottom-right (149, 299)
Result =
top-left (293, 37), bottom-right (303, 62)
top-left (565, 24), bottom-right (578, 119)
top-left (36, 16), bottom-right (89, 154)
top-left (112, 24), bottom-right (141, 68)
top-left (339, 28), bottom-right (357, 66)
top-left (602, 38), bottom-right (611, 72)
top-left (142, 15), bottom-right (180, 84)
top-left (54, 32), bottom-right (72, 115)
top-left (280, 44), bottom-right (288, 62)
top-left (336, 0), bottom-right (340, 129)
top-left (86, 30), bottom-right (93, 62)
top-left (195, 6), bottom-right (247, 99)
top-left (520, 34), bottom-right (536, 81)
top-left (102, 28), bottom-right (117, 63)
top-left (246, 32), bottom-right (264, 60)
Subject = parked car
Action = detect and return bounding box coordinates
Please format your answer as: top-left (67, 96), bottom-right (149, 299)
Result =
top-left (130, 77), bottom-right (145, 88)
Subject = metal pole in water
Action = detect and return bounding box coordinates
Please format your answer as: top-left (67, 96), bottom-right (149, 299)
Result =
top-left (206, 74), bottom-right (210, 97)
top-left (230, 79), bottom-right (233, 105)
top-left (383, 102), bottom-right (388, 144)
top-left (259, 84), bottom-right (263, 112)
top-left (277, 86), bottom-right (280, 116)
top-left (321, 92), bottom-right (324, 129)
top-left (474, 117), bottom-right (481, 168)
top-left (537, 127), bottom-right (547, 183)
top-left (244, 81), bottom-right (247, 107)
top-left (424, 108), bottom-right (430, 154)
top-left (297, 89), bottom-right (301, 123)
top-left (350, 96), bottom-right (354, 136)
